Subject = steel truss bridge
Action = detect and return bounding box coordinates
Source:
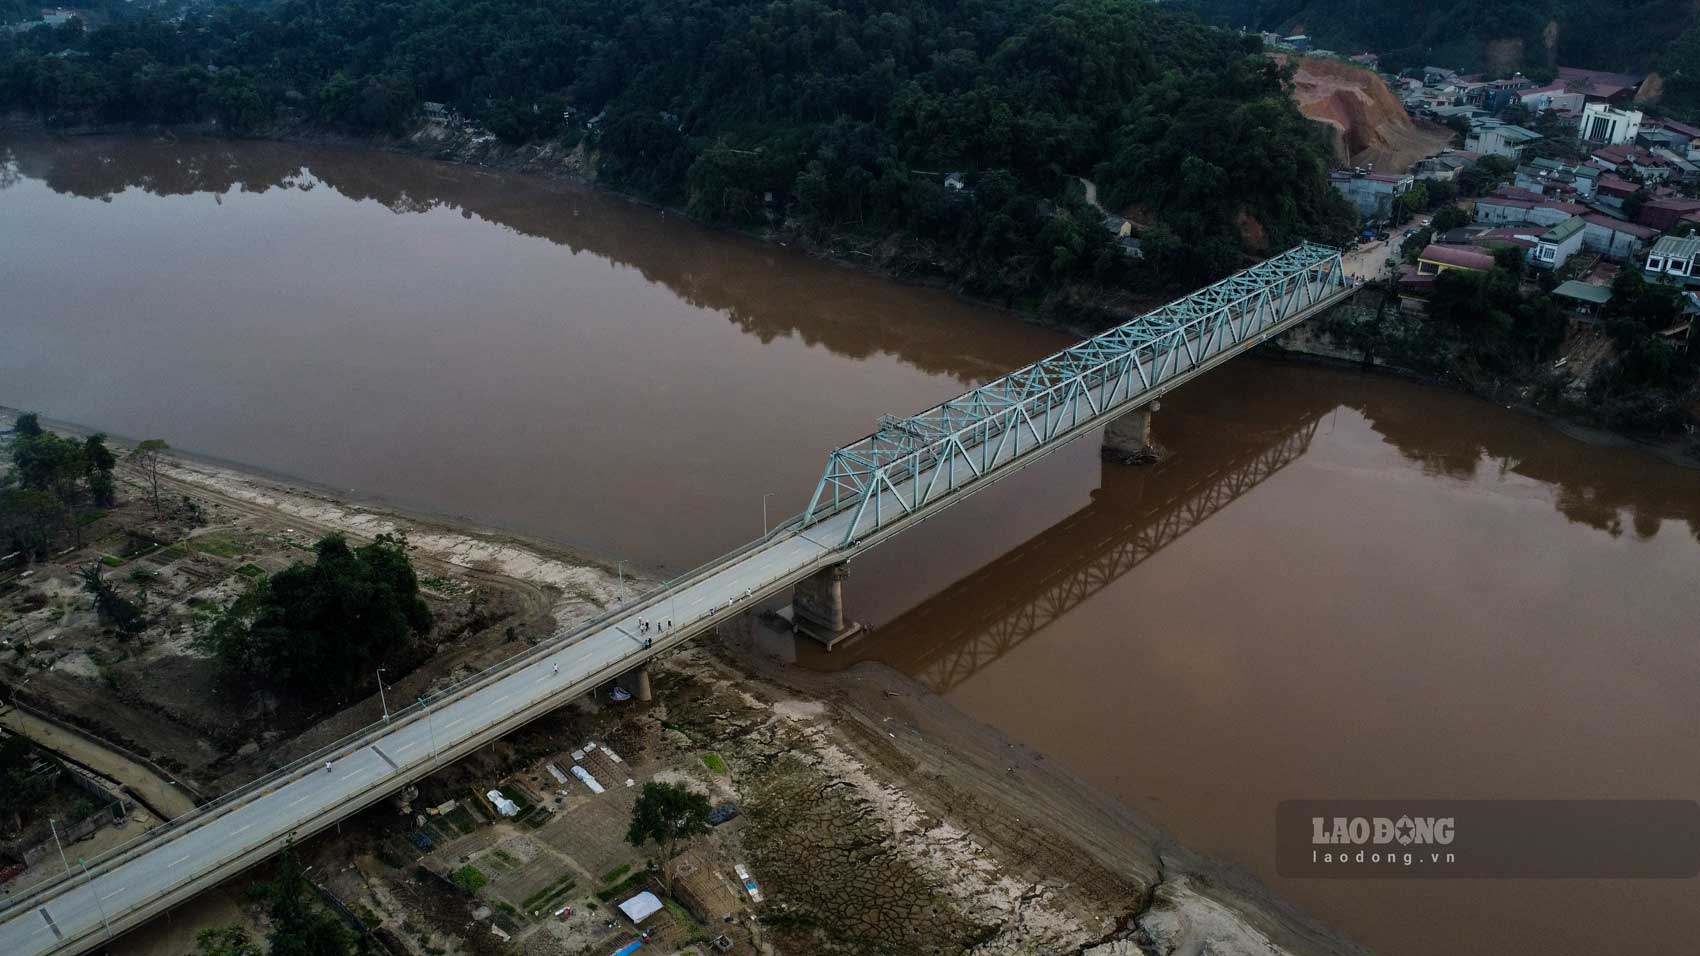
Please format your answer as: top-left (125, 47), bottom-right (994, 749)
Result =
top-left (0, 244), bottom-right (1352, 956)
top-left (848, 409), bottom-right (1325, 693)
top-left (805, 242), bottom-right (1348, 545)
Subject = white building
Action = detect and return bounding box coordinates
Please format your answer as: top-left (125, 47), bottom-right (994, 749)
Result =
top-left (1532, 217), bottom-right (1586, 270)
top-left (1644, 235), bottom-right (1700, 288)
top-left (1578, 103), bottom-right (1643, 146)
top-left (1466, 122), bottom-right (1542, 160)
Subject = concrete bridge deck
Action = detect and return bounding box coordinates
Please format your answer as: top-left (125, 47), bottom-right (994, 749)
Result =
top-left (0, 243), bottom-right (1355, 956)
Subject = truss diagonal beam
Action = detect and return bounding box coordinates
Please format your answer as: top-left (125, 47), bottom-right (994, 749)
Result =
top-left (802, 243), bottom-right (1352, 545)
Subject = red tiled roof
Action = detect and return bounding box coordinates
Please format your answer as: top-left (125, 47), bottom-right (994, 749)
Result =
top-left (1558, 66), bottom-right (1645, 87)
top-left (1419, 244), bottom-right (1498, 271)
top-left (1596, 175), bottom-right (1639, 197)
top-left (1581, 214), bottom-right (1658, 239)
top-left (1648, 117), bottom-right (1700, 139)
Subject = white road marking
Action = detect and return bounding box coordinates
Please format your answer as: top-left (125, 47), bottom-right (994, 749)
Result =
top-left (169, 854), bottom-right (190, 868)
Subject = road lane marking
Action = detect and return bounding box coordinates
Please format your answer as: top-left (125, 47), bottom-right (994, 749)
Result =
top-left (169, 854), bottom-right (190, 867)
top-left (287, 792), bottom-right (315, 808)
top-left (372, 745), bottom-right (399, 771)
top-left (38, 907), bottom-right (62, 940)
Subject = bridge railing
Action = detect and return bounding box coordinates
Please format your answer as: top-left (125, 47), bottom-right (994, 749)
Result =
top-left (0, 505), bottom-right (824, 930)
top-left (803, 243), bottom-right (1349, 545)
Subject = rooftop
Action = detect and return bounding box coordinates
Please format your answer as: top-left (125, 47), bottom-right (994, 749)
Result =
top-left (1552, 280), bottom-right (1613, 304)
top-left (1581, 214), bottom-right (1659, 238)
top-left (1650, 235), bottom-right (1700, 260)
top-left (1419, 244), bottom-right (1498, 271)
top-left (1541, 217), bottom-right (1586, 243)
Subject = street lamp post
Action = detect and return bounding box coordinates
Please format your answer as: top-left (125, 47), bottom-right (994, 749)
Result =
top-left (417, 696), bottom-right (438, 758)
top-left (49, 817), bottom-right (68, 872)
top-left (376, 667), bottom-right (390, 722)
top-left (78, 858), bottom-right (111, 938)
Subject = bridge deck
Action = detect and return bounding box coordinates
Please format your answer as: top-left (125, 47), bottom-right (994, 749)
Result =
top-left (0, 248), bottom-right (1355, 956)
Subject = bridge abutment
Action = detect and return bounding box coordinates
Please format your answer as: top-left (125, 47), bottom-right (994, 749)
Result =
top-left (787, 562), bottom-right (865, 651)
top-left (1103, 400), bottom-right (1163, 465)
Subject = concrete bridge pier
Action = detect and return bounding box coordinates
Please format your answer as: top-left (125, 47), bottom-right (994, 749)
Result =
top-left (1103, 400), bottom-right (1164, 465)
top-left (787, 562), bottom-right (865, 651)
top-left (635, 665), bottom-right (652, 702)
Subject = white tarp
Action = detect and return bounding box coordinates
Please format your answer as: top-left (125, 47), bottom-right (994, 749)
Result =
top-left (617, 891), bottom-right (663, 924)
top-left (486, 789), bottom-right (520, 817)
top-left (546, 763), bottom-right (570, 785)
top-left (571, 764), bottom-right (606, 794)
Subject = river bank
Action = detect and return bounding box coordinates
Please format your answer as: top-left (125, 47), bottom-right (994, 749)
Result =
top-left (0, 412), bottom-right (1359, 955)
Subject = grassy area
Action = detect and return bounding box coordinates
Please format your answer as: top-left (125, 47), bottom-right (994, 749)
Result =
top-left (593, 870), bottom-right (648, 903)
top-left (77, 510), bottom-right (107, 527)
top-left (236, 563), bottom-right (265, 579)
top-left (146, 544), bottom-right (189, 565)
top-left (99, 555), bottom-right (122, 567)
top-left (450, 864), bottom-right (488, 893)
top-left (443, 805), bottom-right (478, 834)
top-left (701, 752), bottom-right (727, 775)
top-left (521, 872), bottom-right (579, 915)
top-left (189, 533), bottom-right (244, 558)
top-left (600, 864), bottom-right (630, 885)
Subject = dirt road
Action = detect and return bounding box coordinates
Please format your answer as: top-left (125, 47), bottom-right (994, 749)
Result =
top-left (0, 705), bottom-right (199, 820)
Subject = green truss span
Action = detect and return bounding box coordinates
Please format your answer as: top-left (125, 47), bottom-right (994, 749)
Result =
top-left (803, 242), bottom-right (1353, 546)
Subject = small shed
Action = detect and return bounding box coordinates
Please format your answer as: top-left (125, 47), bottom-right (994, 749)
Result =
top-left (1552, 280), bottom-right (1612, 317)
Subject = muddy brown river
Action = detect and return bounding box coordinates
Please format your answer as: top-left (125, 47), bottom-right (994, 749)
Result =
top-left (4, 134), bottom-right (1698, 955)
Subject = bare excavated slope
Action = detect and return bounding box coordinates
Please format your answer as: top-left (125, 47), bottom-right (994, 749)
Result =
top-left (1283, 56), bottom-right (1454, 173)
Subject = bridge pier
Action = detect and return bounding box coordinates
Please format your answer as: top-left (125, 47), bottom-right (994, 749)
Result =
top-left (787, 562), bottom-right (865, 651)
top-left (1103, 400), bottom-right (1163, 465)
top-left (635, 665), bottom-right (652, 703)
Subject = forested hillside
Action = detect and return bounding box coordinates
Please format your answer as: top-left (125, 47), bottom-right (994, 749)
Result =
top-left (0, 0), bottom-right (1355, 302)
top-left (1179, 0), bottom-right (1693, 76)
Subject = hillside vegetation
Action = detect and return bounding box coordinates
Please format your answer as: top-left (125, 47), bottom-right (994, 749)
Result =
top-left (0, 0), bottom-right (1355, 302)
top-left (1181, 0), bottom-right (1693, 74)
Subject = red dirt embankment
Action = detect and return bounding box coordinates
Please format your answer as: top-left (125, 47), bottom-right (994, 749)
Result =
top-left (1282, 56), bottom-right (1454, 173)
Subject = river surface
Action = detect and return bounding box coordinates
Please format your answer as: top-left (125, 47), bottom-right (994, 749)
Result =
top-left (4, 134), bottom-right (1698, 956)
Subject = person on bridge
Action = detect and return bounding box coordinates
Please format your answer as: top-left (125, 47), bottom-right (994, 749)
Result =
top-left (324, 761), bottom-right (332, 773)
top-left (552, 662), bottom-right (558, 675)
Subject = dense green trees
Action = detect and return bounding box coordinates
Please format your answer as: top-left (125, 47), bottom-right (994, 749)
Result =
top-left (1425, 249), bottom-right (1566, 373)
top-left (201, 534), bottom-right (431, 699)
top-left (1587, 271), bottom-right (1698, 431)
top-left (626, 781), bottom-right (712, 884)
top-left (2, 413), bottom-right (118, 556)
top-left (0, 0), bottom-right (1355, 302)
top-left (0, 734), bottom-right (55, 833)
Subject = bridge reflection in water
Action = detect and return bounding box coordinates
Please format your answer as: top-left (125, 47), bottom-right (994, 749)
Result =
top-left (812, 403), bottom-right (1328, 693)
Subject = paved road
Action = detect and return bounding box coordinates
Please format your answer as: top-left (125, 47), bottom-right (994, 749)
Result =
top-left (0, 256), bottom-right (1355, 956)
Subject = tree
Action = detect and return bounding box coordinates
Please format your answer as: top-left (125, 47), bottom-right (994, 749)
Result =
top-left (13, 412), bottom-right (43, 439)
top-left (249, 847), bottom-right (356, 956)
top-left (186, 927), bottom-right (263, 956)
top-left (78, 563), bottom-right (147, 636)
top-left (128, 439), bottom-right (170, 514)
top-left (0, 488), bottom-right (62, 560)
top-left (201, 534), bottom-right (431, 698)
top-left (626, 782), bottom-right (711, 884)
top-left (83, 434), bottom-right (116, 507)
top-left (0, 734), bottom-right (54, 833)
top-left (1431, 205), bottom-right (1470, 233)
